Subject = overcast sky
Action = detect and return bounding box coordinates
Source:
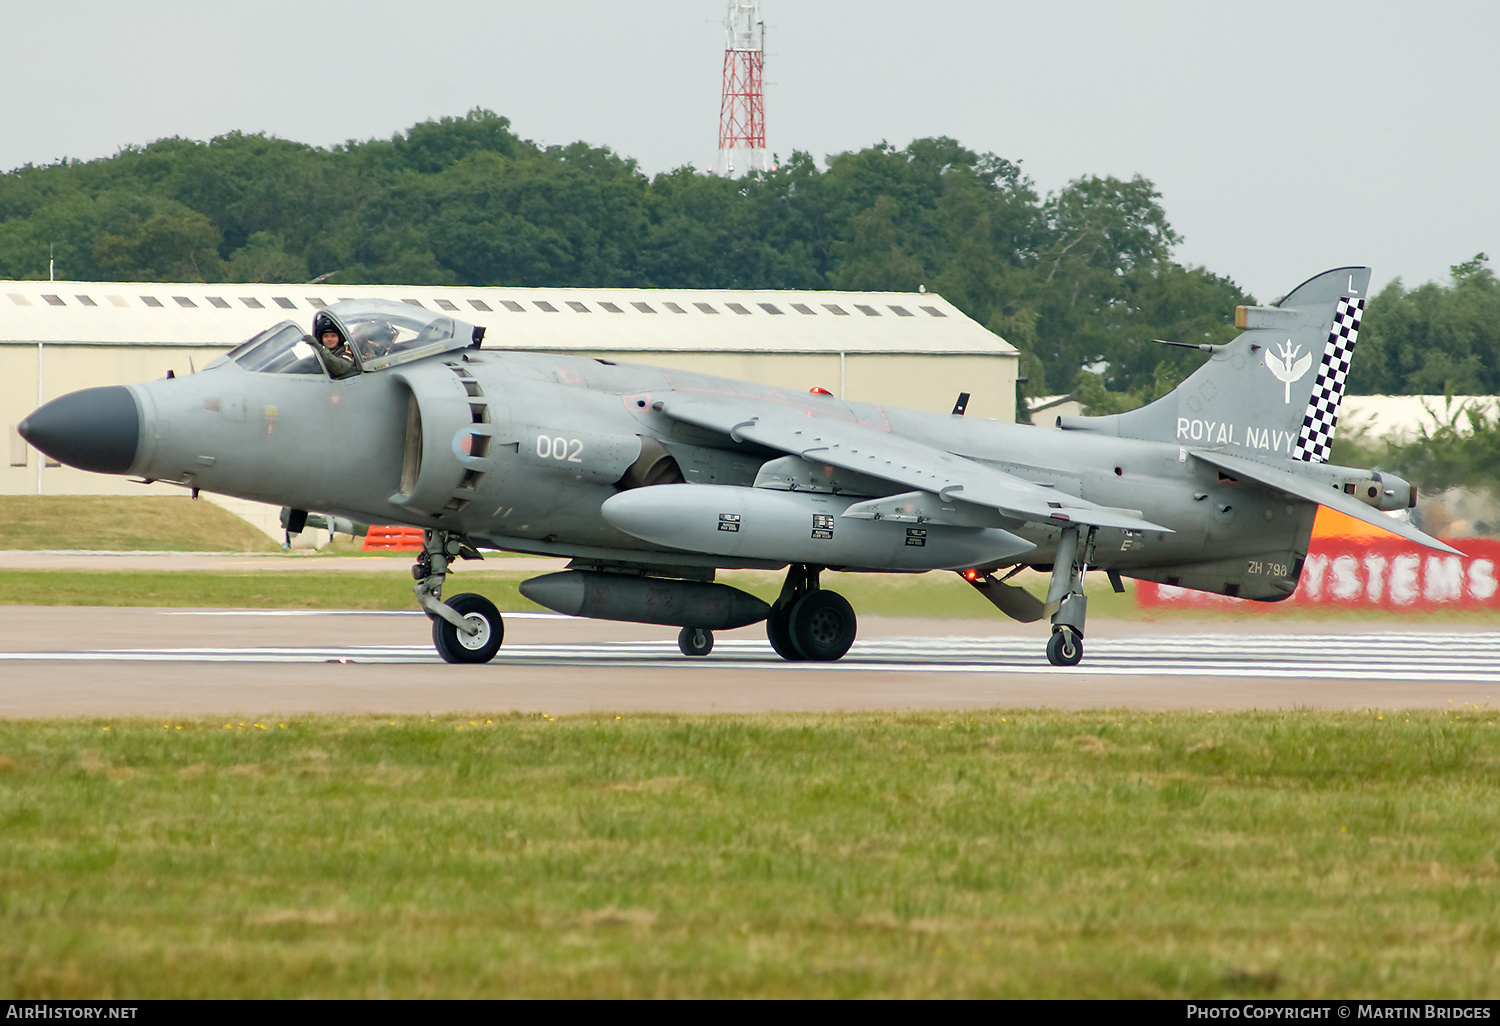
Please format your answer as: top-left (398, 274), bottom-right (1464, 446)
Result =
top-left (4, 0), bottom-right (1496, 303)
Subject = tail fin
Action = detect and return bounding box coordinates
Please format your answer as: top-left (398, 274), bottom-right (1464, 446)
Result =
top-left (1065, 267), bottom-right (1370, 462)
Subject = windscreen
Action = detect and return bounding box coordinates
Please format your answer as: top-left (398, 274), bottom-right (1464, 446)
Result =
top-left (230, 322), bottom-right (325, 375)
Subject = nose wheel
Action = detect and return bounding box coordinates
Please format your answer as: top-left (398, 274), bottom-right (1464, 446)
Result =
top-left (432, 593), bottom-right (505, 664)
top-left (415, 530), bottom-right (503, 664)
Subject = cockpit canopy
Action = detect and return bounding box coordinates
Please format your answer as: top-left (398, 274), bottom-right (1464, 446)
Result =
top-left (220, 299), bottom-right (483, 376)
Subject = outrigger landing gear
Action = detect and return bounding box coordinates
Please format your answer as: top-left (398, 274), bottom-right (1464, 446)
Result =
top-left (414, 529), bottom-right (502, 664)
top-left (765, 563), bottom-right (857, 662)
top-left (1044, 526), bottom-right (1094, 667)
top-left (1046, 628), bottom-right (1081, 667)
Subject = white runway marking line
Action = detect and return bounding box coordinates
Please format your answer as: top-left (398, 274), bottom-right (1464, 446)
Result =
top-left (162, 610), bottom-right (567, 619)
top-left (6, 631), bottom-right (1500, 682)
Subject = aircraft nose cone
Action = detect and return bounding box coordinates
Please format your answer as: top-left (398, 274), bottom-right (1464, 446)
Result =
top-left (18, 386), bottom-right (142, 475)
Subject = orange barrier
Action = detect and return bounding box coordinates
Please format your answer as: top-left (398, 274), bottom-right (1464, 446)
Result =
top-left (362, 525), bottom-right (426, 552)
top-left (1310, 506), bottom-right (1395, 540)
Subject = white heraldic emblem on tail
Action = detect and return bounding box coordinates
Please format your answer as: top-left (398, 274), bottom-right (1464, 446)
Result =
top-left (1266, 339), bottom-right (1313, 403)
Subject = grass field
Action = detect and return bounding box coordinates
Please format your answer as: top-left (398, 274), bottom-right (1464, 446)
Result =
top-left (0, 569), bottom-right (547, 612)
top-left (1, 566), bottom-right (1120, 619)
top-left (0, 709), bottom-right (1496, 999)
top-left (0, 496), bottom-right (277, 553)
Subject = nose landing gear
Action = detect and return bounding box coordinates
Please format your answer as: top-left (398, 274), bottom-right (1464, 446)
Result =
top-left (415, 529), bottom-right (503, 664)
top-left (433, 593), bottom-right (505, 663)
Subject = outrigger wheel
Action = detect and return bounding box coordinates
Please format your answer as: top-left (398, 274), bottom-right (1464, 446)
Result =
top-left (1046, 627), bottom-right (1082, 667)
top-left (1043, 525), bottom-right (1092, 668)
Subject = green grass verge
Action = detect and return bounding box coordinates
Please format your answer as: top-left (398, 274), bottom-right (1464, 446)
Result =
top-left (0, 496), bottom-right (276, 552)
top-left (1, 710), bottom-right (1496, 998)
top-left (9, 567), bottom-right (1500, 626)
top-left (0, 567), bottom-right (1128, 618)
top-left (1, 569), bottom-right (546, 611)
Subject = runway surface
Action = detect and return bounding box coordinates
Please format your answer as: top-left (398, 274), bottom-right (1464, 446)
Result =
top-left (2, 606), bottom-right (1495, 717)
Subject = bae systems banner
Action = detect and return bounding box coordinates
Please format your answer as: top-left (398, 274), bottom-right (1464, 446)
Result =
top-left (1136, 537), bottom-right (1500, 612)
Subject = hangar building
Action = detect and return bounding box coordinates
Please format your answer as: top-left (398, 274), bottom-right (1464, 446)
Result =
top-left (2, 280), bottom-right (1018, 537)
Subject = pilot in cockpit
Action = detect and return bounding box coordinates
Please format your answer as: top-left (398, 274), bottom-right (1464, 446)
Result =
top-left (316, 325), bottom-right (359, 379)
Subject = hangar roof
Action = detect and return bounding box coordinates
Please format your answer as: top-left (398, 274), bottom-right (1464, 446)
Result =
top-left (1339, 395), bottom-right (1500, 443)
top-left (0, 280), bottom-right (1014, 357)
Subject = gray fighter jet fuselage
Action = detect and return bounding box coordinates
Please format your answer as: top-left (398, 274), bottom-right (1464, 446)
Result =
top-left (19, 268), bottom-right (1457, 666)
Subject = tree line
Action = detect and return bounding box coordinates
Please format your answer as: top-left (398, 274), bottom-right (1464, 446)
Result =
top-left (1, 108), bottom-right (1492, 410)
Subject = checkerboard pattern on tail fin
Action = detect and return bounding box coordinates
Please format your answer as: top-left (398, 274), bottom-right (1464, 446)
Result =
top-left (1059, 268), bottom-right (1372, 463)
top-left (1292, 296), bottom-right (1364, 463)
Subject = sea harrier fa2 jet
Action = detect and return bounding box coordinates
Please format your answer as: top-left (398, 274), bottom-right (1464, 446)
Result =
top-left (19, 267), bottom-right (1458, 666)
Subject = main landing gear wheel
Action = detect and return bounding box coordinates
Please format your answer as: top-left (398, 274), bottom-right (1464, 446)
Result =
top-left (787, 590), bottom-right (857, 662)
top-left (678, 626), bottom-right (714, 657)
top-left (1046, 628), bottom-right (1082, 667)
top-left (432, 593), bottom-right (504, 664)
top-left (765, 603), bottom-right (804, 661)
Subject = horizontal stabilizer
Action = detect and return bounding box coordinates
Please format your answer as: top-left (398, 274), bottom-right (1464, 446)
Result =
top-left (1190, 449), bottom-right (1462, 556)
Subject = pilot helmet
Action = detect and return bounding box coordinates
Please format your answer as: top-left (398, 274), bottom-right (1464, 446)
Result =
top-left (312, 312), bottom-right (346, 344)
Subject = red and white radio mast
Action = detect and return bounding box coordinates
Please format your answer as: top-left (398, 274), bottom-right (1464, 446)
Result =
top-left (717, 0), bottom-right (767, 177)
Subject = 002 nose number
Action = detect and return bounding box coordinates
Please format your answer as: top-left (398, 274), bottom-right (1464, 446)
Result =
top-left (535, 435), bottom-right (584, 463)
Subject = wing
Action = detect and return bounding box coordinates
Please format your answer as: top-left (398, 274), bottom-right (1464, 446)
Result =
top-left (658, 394), bottom-right (1172, 534)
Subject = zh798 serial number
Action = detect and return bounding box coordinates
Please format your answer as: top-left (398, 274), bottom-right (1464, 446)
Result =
top-left (1247, 560), bottom-right (1289, 576)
